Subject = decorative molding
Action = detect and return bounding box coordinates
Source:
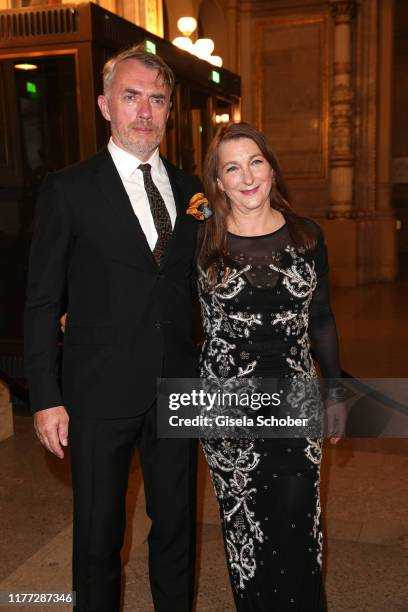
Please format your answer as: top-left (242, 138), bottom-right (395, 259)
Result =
top-left (353, 0), bottom-right (378, 213)
top-left (333, 61), bottom-right (352, 75)
top-left (329, 0), bottom-right (357, 25)
top-left (327, 208), bottom-right (378, 219)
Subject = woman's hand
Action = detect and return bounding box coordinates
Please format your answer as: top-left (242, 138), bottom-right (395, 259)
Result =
top-left (60, 313), bottom-right (67, 333)
top-left (325, 399), bottom-right (348, 445)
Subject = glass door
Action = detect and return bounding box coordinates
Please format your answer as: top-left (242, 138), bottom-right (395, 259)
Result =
top-left (0, 52), bottom-right (80, 340)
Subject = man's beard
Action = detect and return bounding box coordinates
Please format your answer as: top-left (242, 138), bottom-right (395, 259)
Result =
top-left (115, 123), bottom-right (162, 157)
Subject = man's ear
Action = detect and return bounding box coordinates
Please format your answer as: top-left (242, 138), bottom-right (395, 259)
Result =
top-left (98, 95), bottom-right (111, 122)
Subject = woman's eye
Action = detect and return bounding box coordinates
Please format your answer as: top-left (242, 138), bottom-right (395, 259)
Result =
top-left (252, 158), bottom-right (263, 165)
top-left (226, 166), bottom-right (238, 173)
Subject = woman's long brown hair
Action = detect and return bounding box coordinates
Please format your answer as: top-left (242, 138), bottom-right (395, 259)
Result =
top-left (199, 122), bottom-right (318, 274)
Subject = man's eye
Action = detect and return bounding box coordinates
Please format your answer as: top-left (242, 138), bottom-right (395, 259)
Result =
top-left (151, 97), bottom-right (165, 105)
top-left (124, 95), bottom-right (136, 102)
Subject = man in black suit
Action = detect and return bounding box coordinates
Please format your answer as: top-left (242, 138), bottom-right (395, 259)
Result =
top-left (24, 45), bottom-right (200, 612)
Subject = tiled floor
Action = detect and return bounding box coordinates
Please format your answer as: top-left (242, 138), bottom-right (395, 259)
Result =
top-left (0, 274), bottom-right (407, 611)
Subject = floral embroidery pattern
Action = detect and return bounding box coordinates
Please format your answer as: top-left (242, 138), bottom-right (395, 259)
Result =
top-left (201, 439), bottom-right (264, 589)
top-left (198, 244), bottom-right (324, 589)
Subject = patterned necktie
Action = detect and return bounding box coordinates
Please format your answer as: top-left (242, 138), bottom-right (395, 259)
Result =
top-left (138, 163), bottom-right (172, 263)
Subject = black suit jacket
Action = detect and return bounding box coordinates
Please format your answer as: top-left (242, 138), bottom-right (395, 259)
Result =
top-left (24, 148), bottom-right (201, 418)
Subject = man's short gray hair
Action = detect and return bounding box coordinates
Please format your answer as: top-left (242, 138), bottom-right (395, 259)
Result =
top-left (103, 43), bottom-right (175, 96)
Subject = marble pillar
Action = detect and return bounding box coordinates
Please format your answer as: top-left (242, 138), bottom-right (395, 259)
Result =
top-left (328, 0), bottom-right (357, 219)
top-left (321, 0), bottom-right (397, 285)
top-left (377, 0), bottom-right (395, 214)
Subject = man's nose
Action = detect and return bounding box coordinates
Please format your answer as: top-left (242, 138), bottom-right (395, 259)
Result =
top-left (137, 97), bottom-right (152, 120)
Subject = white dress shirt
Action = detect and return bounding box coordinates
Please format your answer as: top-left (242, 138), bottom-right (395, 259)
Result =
top-left (107, 137), bottom-right (177, 251)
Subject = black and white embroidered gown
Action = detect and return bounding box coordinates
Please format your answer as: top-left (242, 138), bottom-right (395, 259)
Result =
top-left (198, 222), bottom-right (341, 612)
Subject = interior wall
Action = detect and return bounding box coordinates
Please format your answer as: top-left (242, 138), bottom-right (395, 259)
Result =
top-left (239, 0), bottom-right (330, 219)
top-left (164, 0), bottom-right (198, 42)
top-left (393, 0), bottom-right (408, 254)
top-left (237, 0), bottom-right (398, 284)
top-left (198, 0), bottom-right (229, 68)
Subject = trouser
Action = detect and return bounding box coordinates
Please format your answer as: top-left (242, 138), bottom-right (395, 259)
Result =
top-left (69, 406), bottom-right (198, 612)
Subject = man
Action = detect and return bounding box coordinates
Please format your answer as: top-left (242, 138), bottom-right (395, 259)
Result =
top-left (24, 45), bottom-right (201, 612)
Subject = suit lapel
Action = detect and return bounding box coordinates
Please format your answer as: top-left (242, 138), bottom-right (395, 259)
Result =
top-left (93, 148), bottom-right (158, 270)
top-left (162, 156), bottom-right (185, 218)
top-left (160, 157), bottom-right (188, 266)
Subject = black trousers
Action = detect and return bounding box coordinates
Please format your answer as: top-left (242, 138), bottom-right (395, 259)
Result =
top-left (69, 406), bottom-right (197, 612)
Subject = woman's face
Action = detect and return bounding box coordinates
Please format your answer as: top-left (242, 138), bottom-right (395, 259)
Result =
top-left (217, 137), bottom-right (274, 214)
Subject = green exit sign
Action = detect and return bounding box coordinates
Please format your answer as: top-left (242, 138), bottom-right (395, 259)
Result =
top-left (210, 70), bottom-right (220, 84)
top-left (145, 40), bottom-right (157, 54)
top-left (26, 81), bottom-right (37, 94)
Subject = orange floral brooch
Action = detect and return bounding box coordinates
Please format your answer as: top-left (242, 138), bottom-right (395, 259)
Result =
top-left (187, 192), bottom-right (213, 220)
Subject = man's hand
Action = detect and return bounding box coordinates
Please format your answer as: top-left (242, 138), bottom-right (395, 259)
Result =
top-left (60, 313), bottom-right (67, 333)
top-left (34, 406), bottom-right (69, 459)
top-left (325, 400), bottom-right (348, 445)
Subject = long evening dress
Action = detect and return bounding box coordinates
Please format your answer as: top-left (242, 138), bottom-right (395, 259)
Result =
top-left (198, 222), bottom-right (340, 612)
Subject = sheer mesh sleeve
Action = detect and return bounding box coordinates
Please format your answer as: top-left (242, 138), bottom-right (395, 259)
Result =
top-left (308, 228), bottom-right (342, 379)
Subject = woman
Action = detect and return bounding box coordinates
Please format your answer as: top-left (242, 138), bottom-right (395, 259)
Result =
top-left (197, 122), bottom-right (344, 611)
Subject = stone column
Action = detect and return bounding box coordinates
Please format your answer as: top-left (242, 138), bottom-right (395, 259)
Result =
top-left (377, 0), bottom-right (395, 214)
top-left (328, 0), bottom-right (357, 218)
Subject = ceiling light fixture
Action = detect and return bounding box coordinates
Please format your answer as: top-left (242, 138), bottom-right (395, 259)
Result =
top-left (172, 16), bottom-right (223, 68)
top-left (172, 36), bottom-right (194, 52)
top-left (14, 63), bottom-right (38, 71)
top-left (177, 16), bottom-right (197, 37)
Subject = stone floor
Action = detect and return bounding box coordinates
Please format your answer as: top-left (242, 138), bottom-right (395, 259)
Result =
top-left (331, 274), bottom-right (408, 378)
top-left (0, 275), bottom-right (407, 611)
